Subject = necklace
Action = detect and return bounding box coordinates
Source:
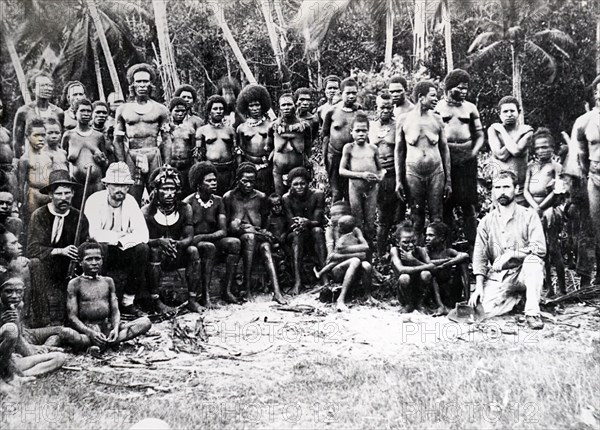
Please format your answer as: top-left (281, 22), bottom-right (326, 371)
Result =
top-left (76, 128), bottom-right (93, 137)
top-left (341, 106), bottom-right (355, 113)
top-left (248, 116), bottom-right (266, 127)
top-left (209, 119), bottom-right (224, 128)
top-left (80, 274), bottom-right (98, 280)
top-left (377, 121), bottom-right (391, 139)
top-left (196, 193), bottom-right (214, 208)
top-left (133, 101), bottom-right (153, 115)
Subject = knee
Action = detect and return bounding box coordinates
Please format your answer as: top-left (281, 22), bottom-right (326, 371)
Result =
top-left (149, 247), bottom-right (162, 262)
top-left (139, 317), bottom-right (152, 333)
top-left (241, 233), bottom-right (256, 244)
top-left (51, 352), bottom-right (68, 367)
top-left (186, 246), bottom-right (200, 261)
top-left (197, 242), bottom-right (216, 256)
top-left (223, 238), bottom-right (241, 254)
top-left (311, 226), bottom-right (324, 237)
top-left (348, 257), bottom-right (361, 269)
top-left (259, 242), bottom-right (272, 253)
top-left (361, 261), bottom-right (372, 273)
top-left (421, 270), bottom-right (432, 283)
top-left (1, 323), bottom-right (19, 342)
top-left (133, 243), bottom-right (149, 259)
top-left (59, 327), bottom-right (79, 340)
top-left (398, 274), bottom-right (411, 286)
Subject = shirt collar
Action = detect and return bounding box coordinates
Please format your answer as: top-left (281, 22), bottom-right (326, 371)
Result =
top-left (48, 203), bottom-right (70, 218)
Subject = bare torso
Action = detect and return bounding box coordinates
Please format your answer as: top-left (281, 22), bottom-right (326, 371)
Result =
top-left (435, 99), bottom-right (480, 157)
top-left (401, 110), bottom-right (444, 174)
top-left (328, 107), bottom-right (358, 153)
top-left (237, 119), bottom-right (271, 163)
top-left (73, 277), bottom-right (112, 324)
top-left (527, 160), bottom-right (560, 202)
top-left (65, 129), bottom-right (105, 184)
top-left (170, 122), bottom-right (195, 169)
top-left (369, 119), bottom-right (395, 168)
top-left (196, 124), bottom-right (236, 163)
top-left (43, 147), bottom-right (69, 172)
top-left (577, 110), bottom-right (600, 163)
top-left (224, 189), bottom-right (266, 228)
top-left (118, 100), bottom-right (169, 150)
top-left (0, 126), bottom-right (13, 164)
top-left (271, 119), bottom-right (308, 170)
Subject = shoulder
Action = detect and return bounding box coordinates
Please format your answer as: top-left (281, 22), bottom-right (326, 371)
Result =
top-left (182, 193), bottom-right (194, 204)
top-left (87, 190), bottom-right (108, 205)
top-left (141, 203), bottom-right (152, 218)
top-left (222, 190), bottom-right (234, 202)
top-left (179, 201), bottom-right (193, 215)
top-left (255, 190), bottom-right (267, 200)
top-left (342, 143), bottom-right (353, 153)
top-left (30, 205), bottom-right (49, 222)
top-left (281, 192), bottom-right (291, 203)
top-left (312, 190), bottom-right (325, 201)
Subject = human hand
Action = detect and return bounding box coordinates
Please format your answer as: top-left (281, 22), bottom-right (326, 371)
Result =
top-left (363, 172), bottom-right (379, 182)
top-left (93, 151), bottom-right (108, 166)
top-left (0, 306), bottom-right (18, 324)
top-left (158, 238), bottom-right (177, 258)
top-left (107, 326), bottom-right (119, 343)
top-left (444, 182), bottom-right (452, 201)
top-left (399, 249), bottom-right (418, 264)
top-left (89, 331), bottom-right (108, 347)
top-left (492, 253), bottom-right (512, 272)
top-left (468, 286), bottom-right (483, 307)
top-left (395, 183), bottom-right (406, 201)
top-left (61, 245), bottom-right (79, 260)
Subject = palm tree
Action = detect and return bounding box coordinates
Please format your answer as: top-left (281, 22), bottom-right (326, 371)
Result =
top-left (153, 0), bottom-right (181, 100)
top-left (1, 21), bottom-right (31, 103)
top-left (432, 0), bottom-right (471, 72)
top-left (467, 0), bottom-right (574, 117)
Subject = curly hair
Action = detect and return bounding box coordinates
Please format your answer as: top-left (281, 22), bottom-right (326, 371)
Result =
top-left (287, 167), bottom-right (310, 184)
top-left (62, 81), bottom-right (86, 108)
top-left (188, 161), bottom-right (218, 191)
top-left (169, 97), bottom-right (188, 112)
top-left (427, 221), bottom-right (449, 241)
top-left (444, 69), bottom-right (470, 91)
top-left (127, 63), bottom-right (156, 100)
top-left (25, 117), bottom-right (46, 137)
top-left (92, 101), bottom-right (109, 113)
top-left (174, 84), bottom-right (198, 102)
top-left (78, 239), bottom-right (103, 261)
top-left (72, 98), bottom-right (92, 114)
top-left (389, 75), bottom-right (408, 90)
top-left (236, 84), bottom-right (272, 117)
top-left (498, 95), bottom-right (520, 112)
top-left (293, 87), bottom-right (312, 103)
top-left (27, 70), bottom-right (53, 94)
top-left (532, 127), bottom-right (555, 146)
top-left (205, 95), bottom-right (227, 120)
top-left (413, 80), bottom-right (437, 101)
top-left (236, 162), bottom-right (257, 180)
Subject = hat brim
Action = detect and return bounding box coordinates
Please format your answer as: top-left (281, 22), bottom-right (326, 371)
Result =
top-left (101, 178), bottom-right (135, 185)
top-left (40, 180), bottom-right (81, 195)
top-left (447, 304), bottom-right (485, 324)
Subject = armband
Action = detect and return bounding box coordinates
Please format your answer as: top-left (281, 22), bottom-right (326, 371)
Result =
top-left (114, 130), bottom-right (126, 137)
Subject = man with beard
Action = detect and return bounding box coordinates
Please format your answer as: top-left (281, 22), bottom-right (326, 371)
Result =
top-left (165, 98), bottom-right (196, 198)
top-left (61, 81), bottom-right (86, 131)
top-left (195, 95), bottom-right (237, 196)
top-left (282, 167), bottom-right (326, 294)
top-left (143, 166), bottom-right (196, 314)
top-left (435, 69), bottom-right (485, 253)
top-left (184, 162), bottom-right (241, 306)
top-left (322, 78), bottom-right (362, 202)
top-left (487, 96), bottom-right (533, 204)
top-left (173, 84), bottom-right (204, 132)
top-left (224, 163), bottom-right (285, 304)
top-left (317, 75), bottom-right (341, 127)
top-left (217, 77), bottom-right (244, 130)
top-left (395, 81), bottom-right (451, 240)
top-left (469, 171), bottom-right (546, 329)
top-left (28, 170), bottom-right (88, 327)
top-left (114, 63), bottom-right (171, 203)
top-left (388, 76), bottom-right (414, 118)
top-left (424, 221), bottom-right (470, 315)
top-left (369, 93), bottom-right (403, 257)
top-left (84, 162), bottom-right (150, 317)
top-left (91, 101), bottom-right (115, 162)
top-left (236, 84), bottom-right (274, 194)
top-left (294, 88), bottom-right (319, 141)
top-left (269, 93), bottom-right (312, 196)
top-left (13, 72), bottom-right (64, 158)
top-left (0, 99), bottom-right (17, 197)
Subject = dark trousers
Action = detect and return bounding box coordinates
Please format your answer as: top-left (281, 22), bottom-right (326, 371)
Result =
top-left (100, 243), bottom-right (149, 296)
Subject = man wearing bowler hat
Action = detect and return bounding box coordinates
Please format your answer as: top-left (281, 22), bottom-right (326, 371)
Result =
top-left (28, 170), bottom-right (88, 326)
top-left (84, 162), bottom-right (153, 317)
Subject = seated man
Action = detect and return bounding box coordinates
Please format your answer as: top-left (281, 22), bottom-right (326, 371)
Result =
top-left (143, 166), bottom-right (196, 313)
top-left (0, 186), bottom-right (22, 237)
top-left (67, 241), bottom-right (152, 352)
top-left (0, 275), bottom-right (67, 390)
top-left (282, 167), bottom-right (327, 293)
top-left (224, 163), bottom-right (285, 304)
top-left (324, 202), bottom-right (372, 312)
top-left (183, 162), bottom-right (241, 306)
top-left (469, 171), bottom-right (546, 329)
top-left (424, 221), bottom-right (470, 315)
top-left (390, 221), bottom-right (434, 313)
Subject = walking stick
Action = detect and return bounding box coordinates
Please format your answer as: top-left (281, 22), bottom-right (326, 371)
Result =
top-left (67, 165), bottom-right (92, 279)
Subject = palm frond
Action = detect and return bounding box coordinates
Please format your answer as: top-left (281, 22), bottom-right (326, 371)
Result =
top-left (531, 29), bottom-right (575, 48)
top-left (293, 0), bottom-right (354, 51)
top-left (468, 40), bottom-right (506, 65)
top-left (524, 40), bottom-right (557, 83)
top-left (467, 31), bottom-right (501, 53)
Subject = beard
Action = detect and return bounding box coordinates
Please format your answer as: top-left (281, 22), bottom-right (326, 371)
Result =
top-left (497, 195), bottom-right (514, 206)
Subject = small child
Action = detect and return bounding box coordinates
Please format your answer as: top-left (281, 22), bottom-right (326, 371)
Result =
top-left (42, 118), bottom-right (68, 172)
top-left (265, 193), bottom-right (288, 249)
top-left (390, 221), bottom-right (435, 313)
top-left (66, 241), bottom-right (151, 354)
top-left (339, 112), bottom-right (385, 248)
top-left (523, 128), bottom-right (566, 296)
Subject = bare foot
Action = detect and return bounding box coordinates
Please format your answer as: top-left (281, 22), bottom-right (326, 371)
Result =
top-left (221, 291), bottom-right (239, 304)
top-left (200, 296), bottom-right (216, 310)
top-left (433, 305), bottom-right (450, 316)
top-left (273, 293), bottom-right (288, 305)
top-left (336, 301), bottom-right (349, 312)
top-left (187, 299), bottom-right (203, 313)
top-left (291, 283), bottom-right (301, 296)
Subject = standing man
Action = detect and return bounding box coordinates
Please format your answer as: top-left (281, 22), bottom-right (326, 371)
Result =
top-left (13, 72), bottom-right (64, 158)
top-left (395, 81), bottom-right (451, 240)
top-left (28, 170), bottom-right (87, 327)
top-left (268, 93), bottom-right (312, 195)
top-left (236, 84), bottom-right (274, 194)
top-left (487, 96), bottom-right (533, 204)
top-left (0, 99), bottom-right (17, 197)
top-left (294, 88), bottom-right (319, 141)
top-left (195, 95), bottom-right (237, 196)
top-left (469, 171), bottom-right (546, 329)
top-left (61, 81), bottom-right (86, 131)
top-left (435, 69), bottom-right (485, 253)
top-left (224, 163), bottom-right (285, 304)
top-left (165, 97), bottom-right (196, 198)
top-left (322, 78), bottom-right (363, 202)
top-left (114, 63), bottom-right (171, 203)
top-left (84, 162), bottom-right (151, 317)
top-left (173, 84), bottom-right (204, 132)
top-left (369, 92), bottom-right (402, 257)
top-left (317, 75), bottom-right (341, 126)
top-left (388, 76), bottom-right (414, 118)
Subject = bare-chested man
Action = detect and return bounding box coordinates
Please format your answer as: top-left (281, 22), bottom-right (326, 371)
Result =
top-left (18, 118), bottom-right (52, 223)
top-left (43, 118), bottom-right (68, 172)
top-left (0, 188), bottom-right (21, 237)
top-left (61, 81), bottom-right (86, 131)
top-left (173, 84), bottom-right (204, 132)
top-left (67, 241), bottom-right (152, 352)
top-left (165, 97), bottom-right (196, 198)
top-left (268, 93), bottom-right (312, 195)
top-left (13, 72), bottom-right (64, 159)
top-left (195, 95), bottom-right (237, 196)
top-left (388, 75), bottom-right (414, 118)
top-left (317, 75), bottom-right (341, 127)
top-left (435, 69), bottom-right (485, 252)
top-left (114, 63), bottom-right (171, 203)
top-left (184, 162), bottom-right (241, 306)
top-left (236, 84), bottom-right (274, 194)
top-left (0, 99), bottom-right (17, 197)
top-left (63, 99), bottom-right (108, 201)
top-left (370, 93), bottom-right (403, 257)
top-left (395, 81), bottom-right (451, 240)
top-left (571, 74), bottom-right (600, 288)
top-left (322, 78), bottom-right (363, 202)
top-left (282, 167), bottom-right (327, 293)
top-left (224, 163), bottom-right (285, 304)
top-left (294, 87), bottom-right (319, 141)
top-left (487, 96), bottom-right (533, 204)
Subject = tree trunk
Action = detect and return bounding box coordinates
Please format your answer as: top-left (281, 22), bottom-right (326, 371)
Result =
top-left (210, 3), bottom-right (276, 119)
top-left (258, 0), bottom-right (289, 83)
top-left (153, 0), bottom-right (180, 100)
top-left (511, 44), bottom-right (524, 122)
top-left (2, 22), bottom-right (31, 103)
top-left (85, 0), bottom-right (123, 101)
top-left (596, 16), bottom-right (600, 74)
top-left (384, 0), bottom-right (394, 67)
top-left (443, 0), bottom-right (453, 72)
top-left (91, 35), bottom-right (105, 101)
top-left (413, 0), bottom-right (428, 69)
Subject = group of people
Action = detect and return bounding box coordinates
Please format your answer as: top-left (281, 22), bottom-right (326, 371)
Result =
top-left (0, 61), bottom-right (599, 391)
